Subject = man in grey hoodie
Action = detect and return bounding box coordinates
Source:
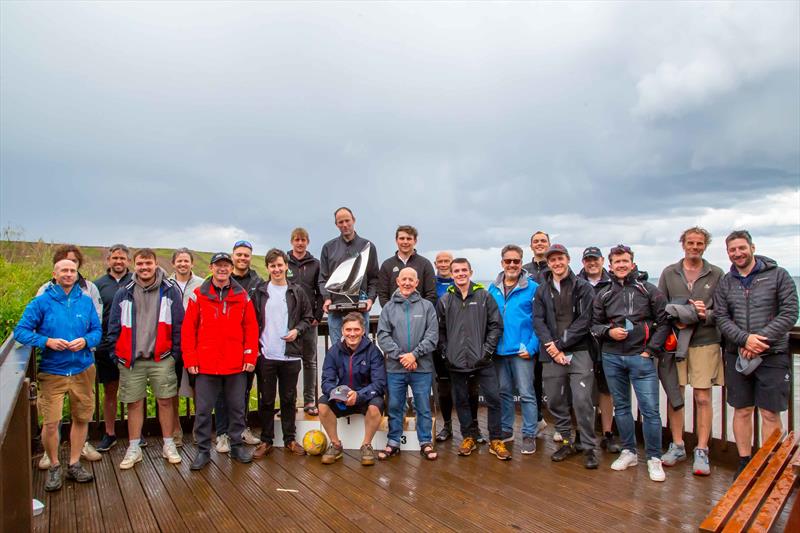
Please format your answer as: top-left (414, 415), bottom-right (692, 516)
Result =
top-left (377, 268), bottom-right (439, 460)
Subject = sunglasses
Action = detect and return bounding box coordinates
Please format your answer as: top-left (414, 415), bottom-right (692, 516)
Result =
top-left (233, 240), bottom-right (253, 250)
top-left (610, 244), bottom-right (632, 255)
top-left (502, 258), bottom-right (522, 265)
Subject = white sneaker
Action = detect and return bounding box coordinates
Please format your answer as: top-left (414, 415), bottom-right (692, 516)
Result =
top-left (242, 427), bottom-right (260, 445)
top-left (162, 441), bottom-right (182, 464)
top-left (81, 442), bottom-right (102, 461)
top-left (119, 446), bottom-right (143, 470)
top-left (215, 434), bottom-right (231, 454)
top-left (647, 457), bottom-right (666, 482)
top-left (537, 419), bottom-right (547, 433)
top-left (611, 449), bottom-right (639, 471)
top-left (38, 453), bottom-right (51, 470)
top-left (552, 431), bottom-right (563, 442)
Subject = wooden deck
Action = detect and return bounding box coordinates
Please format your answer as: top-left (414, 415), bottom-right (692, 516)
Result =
top-left (29, 415), bottom-right (795, 533)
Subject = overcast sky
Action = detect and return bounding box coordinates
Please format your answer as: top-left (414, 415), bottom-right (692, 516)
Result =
top-left (2, 1), bottom-right (798, 279)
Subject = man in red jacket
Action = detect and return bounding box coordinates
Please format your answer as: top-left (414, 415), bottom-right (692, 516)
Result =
top-left (182, 252), bottom-right (259, 470)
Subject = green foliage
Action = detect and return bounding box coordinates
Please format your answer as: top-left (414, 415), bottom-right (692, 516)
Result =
top-left (0, 257), bottom-right (52, 340)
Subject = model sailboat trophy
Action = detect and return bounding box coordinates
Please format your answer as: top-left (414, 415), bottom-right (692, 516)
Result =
top-left (325, 243), bottom-right (371, 312)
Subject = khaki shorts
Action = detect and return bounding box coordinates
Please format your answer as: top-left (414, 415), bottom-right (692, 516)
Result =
top-left (118, 357), bottom-right (177, 403)
top-left (37, 365), bottom-right (96, 424)
top-left (676, 343), bottom-right (724, 388)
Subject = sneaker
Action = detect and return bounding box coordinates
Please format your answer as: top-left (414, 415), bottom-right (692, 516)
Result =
top-left (119, 446), bottom-right (143, 470)
top-left (552, 431), bottom-right (563, 442)
top-left (661, 442), bottom-right (687, 467)
top-left (242, 427), bottom-right (261, 446)
top-left (521, 436), bottom-right (537, 455)
top-left (38, 453), bottom-right (51, 470)
top-left (215, 434), bottom-right (231, 454)
top-left (489, 439), bottom-right (512, 461)
top-left (66, 462), bottom-right (94, 483)
top-left (647, 457), bottom-right (666, 482)
top-left (551, 442), bottom-right (578, 462)
top-left (734, 456), bottom-right (751, 480)
top-left (253, 442), bottom-right (273, 458)
top-left (139, 439), bottom-right (148, 448)
top-left (45, 465), bottom-right (63, 492)
top-left (475, 433), bottom-right (488, 445)
top-left (584, 449), bottom-right (599, 469)
top-left (96, 433), bottom-right (117, 452)
top-left (360, 444), bottom-right (376, 466)
top-left (610, 449), bottom-right (639, 471)
top-left (162, 441), bottom-right (182, 464)
top-left (285, 441), bottom-right (307, 456)
top-left (173, 428), bottom-right (184, 448)
top-left (321, 442), bottom-right (344, 464)
top-left (458, 437), bottom-right (477, 456)
top-left (600, 433), bottom-right (621, 454)
top-left (537, 419), bottom-right (547, 434)
top-left (693, 448), bottom-right (711, 476)
top-left (435, 422), bottom-right (453, 442)
top-left (81, 442), bottom-right (102, 461)
top-left (500, 430), bottom-right (514, 443)
top-left (230, 445), bottom-right (253, 464)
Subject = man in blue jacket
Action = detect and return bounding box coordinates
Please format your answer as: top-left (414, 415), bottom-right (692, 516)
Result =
top-left (318, 312), bottom-right (387, 466)
top-left (15, 259), bottom-right (103, 492)
top-left (488, 244), bottom-right (539, 455)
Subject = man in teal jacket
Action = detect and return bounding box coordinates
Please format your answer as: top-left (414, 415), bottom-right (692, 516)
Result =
top-left (15, 259), bottom-right (103, 492)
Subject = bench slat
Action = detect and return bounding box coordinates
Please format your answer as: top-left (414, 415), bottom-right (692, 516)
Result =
top-left (748, 441), bottom-right (800, 533)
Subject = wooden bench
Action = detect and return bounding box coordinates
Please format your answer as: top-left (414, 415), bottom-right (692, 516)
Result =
top-left (700, 429), bottom-right (799, 532)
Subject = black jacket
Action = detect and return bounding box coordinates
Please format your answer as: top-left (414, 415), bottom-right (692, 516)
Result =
top-left (286, 251), bottom-right (324, 322)
top-left (714, 256), bottom-right (798, 357)
top-left (232, 269), bottom-right (262, 300)
top-left (591, 269), bottom-right (669, 357)
top-left (94, 270), bottom-right (133, 336)
top-left (533, 270), bottom-right (595, 362)
top-left (377, 251), bottom-right (437, 307)
top-left (578, 267), bottom-right (612, 360)
top-left (436, 282), bottom-right (503, 372)
top-left (522, 260), bottom-right (549, 284)
top-left (252, 281), bottom-right (314, 358)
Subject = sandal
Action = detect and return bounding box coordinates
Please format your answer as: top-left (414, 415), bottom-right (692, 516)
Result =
top-left (377, 445), bottom-right (400, 461)
top-left (303, 403), bottom-right (319, 416)
top-left (420, 443), bottom-right (438, 461)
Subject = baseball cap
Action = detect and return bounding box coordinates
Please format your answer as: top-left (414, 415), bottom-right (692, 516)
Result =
top-left (329, 385), bottom-right (352, 402)
top-left (210, 252), bottom-right (233, 265)
top-left (582, 246), bottom-right (602, 259)
top-left (545, 244), bottom-right (569, 258)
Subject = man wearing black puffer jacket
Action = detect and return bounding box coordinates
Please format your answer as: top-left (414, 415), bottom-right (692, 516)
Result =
top-left (591, 244), bottom-right (669, 482)
top-left (714, 230), bottom-right (798, 478)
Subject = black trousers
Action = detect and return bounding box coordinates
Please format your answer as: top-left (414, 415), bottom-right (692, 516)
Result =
top-left (300, 326), bottom-right (318, 405)
top-left (433, 351), bottom-right (479, 427)
top-left (257, 357), bottom-right (302, 445)
top-left (451, 365), bottom-right (501, 440)
top-left (195, 373), bottom-right (247, 453)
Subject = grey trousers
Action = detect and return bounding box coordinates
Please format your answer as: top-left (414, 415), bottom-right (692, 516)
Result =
top-left (542, 350), bottom-right (598, 450)
top-left (195, 373), bottom-right (247, 453)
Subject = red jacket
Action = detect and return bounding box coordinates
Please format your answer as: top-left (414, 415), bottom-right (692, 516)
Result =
top-left (182, 279), bottom-right (258, 375)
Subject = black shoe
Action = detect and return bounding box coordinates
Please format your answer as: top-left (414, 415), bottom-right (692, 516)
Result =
top-left (551, 443), bottom-right (578, 462)
top-left (436, 422), bottom-right (453, 442)
top-left (45, 465), bottom-right (63, 492)
top-left (96, 433), bottom-right (117, 452)
top-left (66, 462), bottom-right (94, 483)
top-left (734, 456), bottom-right (751, 480)
top-left (139, 439), bottom-right (149, 448)
top-left (230, 446), bottom-right (253, 464)
top-left (600, 433), bottom-right (621, 454)
top-left (191, 451), bottom-right (211, 470)
top-left (584, 449), bottom-right (599, 469)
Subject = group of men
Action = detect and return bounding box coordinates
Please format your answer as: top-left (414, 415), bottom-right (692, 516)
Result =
top-left (14, 207), bottom-right (798, 492)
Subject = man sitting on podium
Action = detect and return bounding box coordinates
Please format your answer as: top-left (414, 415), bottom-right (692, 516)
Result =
top-left (318, 312), bottom-right (386, 466)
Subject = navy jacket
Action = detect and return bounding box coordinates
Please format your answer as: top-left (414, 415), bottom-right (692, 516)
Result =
top-left (321, 336), bottom-right (386, 404)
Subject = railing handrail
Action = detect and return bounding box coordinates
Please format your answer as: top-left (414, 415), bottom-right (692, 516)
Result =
top-left (0, 334), bottom-right (32, 448)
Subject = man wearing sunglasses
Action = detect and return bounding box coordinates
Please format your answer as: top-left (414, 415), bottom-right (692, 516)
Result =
top-left (591, 244), bottom-right (669, 482)
top-left (487, 245), bottom-right (539, 455)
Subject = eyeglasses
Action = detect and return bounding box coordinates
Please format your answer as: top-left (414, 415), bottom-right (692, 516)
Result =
top-left (502, 258), bottom-right (522, 265)
top-left (233, 240), bottom-right (253, 250)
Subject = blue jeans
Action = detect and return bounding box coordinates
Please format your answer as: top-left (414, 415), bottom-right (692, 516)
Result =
top-left (386, 372), bottom-right (433, 446)
top-left (495, 355), bottom-right (538, 437)
top-left (328, 311), bottom-right (370, 347)
top-left (602, 353), bottom-right (663, 459)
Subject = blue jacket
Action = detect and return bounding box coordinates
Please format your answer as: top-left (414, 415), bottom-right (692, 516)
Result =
top-left (321, 336), bottom-right (386, 405)
top-left (487, 273), bottom-right (539, 356)
top-left (14, 283), bottom-right (102, 376)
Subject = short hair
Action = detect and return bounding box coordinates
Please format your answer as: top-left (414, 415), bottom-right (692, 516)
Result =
top-left (107, 244), bottom-right (130, 258)
top-left (134, 248), bottom-right (158, 261)
top-left (334, 206), bottom-right (354, 220)
top-left (725, 230), bottom-right (753, 246)
top-left (608, 244), bottom-right (634, 261)
top-left (680, 226), bottom-right (712, 246)
top-left (171, 247), bottom-right (194, 263)
top-left (291, 227), bottom-right (309, 241)
top-left (342, 312), bottom-right (365, 329)
top-left (265, 248), bottom-right (288, 266)
top-left (52, 244), bottom-right (83, 268)
top-left (451, 257), bottom-right (472, 270)
top-left (395, 225), bottom-right (418, 239)
top-left (530, 231), bottom-right (550, 243)
top-left (501, 244), bottom-right (524, 258)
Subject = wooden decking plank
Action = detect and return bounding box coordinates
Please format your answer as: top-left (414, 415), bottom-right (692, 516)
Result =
top-left (700, 429), bottom-right (783, 532)
top-left (106, 442), bottom-right (161, 533)
top-left (91, 450), bottom-right (133, 533)
top-left (748, 442), bottom-right (799, 532)
top-left (269, 448), bottom-right (406, 532)
top-left (72, 461), bottom-right (104, 533)
top-left (32, 454), bottom-right (50, 533)
top-left (47, 445), bottom-right (77, 533)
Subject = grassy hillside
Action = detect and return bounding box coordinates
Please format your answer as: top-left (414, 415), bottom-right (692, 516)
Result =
top-left (0, 239), bottom-right (269, 340)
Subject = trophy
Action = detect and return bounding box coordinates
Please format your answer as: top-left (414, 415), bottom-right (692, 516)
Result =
top-left (325, 243), bottom-right (371, 312)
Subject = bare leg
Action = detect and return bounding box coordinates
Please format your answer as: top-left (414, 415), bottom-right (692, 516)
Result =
top-left (599, 392), bottom-right (614, 433)
top-left (694, 388), bottom-right (713, 449)
top-left (69, 420), bottom-right (89, 465)
top-left (127, 400), bottom-right (145, 440)
top-left (668, 385), bottom-right (685, 445)
top-left (42, 421), bottom-right (60, 466)
top-left (172, 396), bottom-right (182, 435)
top-left (157, 397), bottom-right (175, 438)
top-left (103, 381), bottom-right (119, 436)
top-left (733, 407), bottom-right (754, 457)
top-left (759, 408), bottom-right (783, 442)
top-left (318, 404), bottom-right (340, 445)
top-left (362, 405), bottom-right (382, 446)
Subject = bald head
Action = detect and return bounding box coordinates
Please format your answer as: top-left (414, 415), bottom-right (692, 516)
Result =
top-left (396, 267), bottom-right (420, 297)
top-left (435, 251), bottom-right (453, 277)
top-left (53, 259), bottom-right (78, 291)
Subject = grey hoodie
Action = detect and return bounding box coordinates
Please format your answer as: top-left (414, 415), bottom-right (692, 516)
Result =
top-left (133, 267), bottom-right (166, 359)
top-left (377, 289), bottom-right (439, 373)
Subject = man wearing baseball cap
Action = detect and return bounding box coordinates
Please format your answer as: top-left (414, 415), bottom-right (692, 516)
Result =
top-left (533, 244), bottom-right (599, 469)
top-left (182, 252), bottom-right (259, 470)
